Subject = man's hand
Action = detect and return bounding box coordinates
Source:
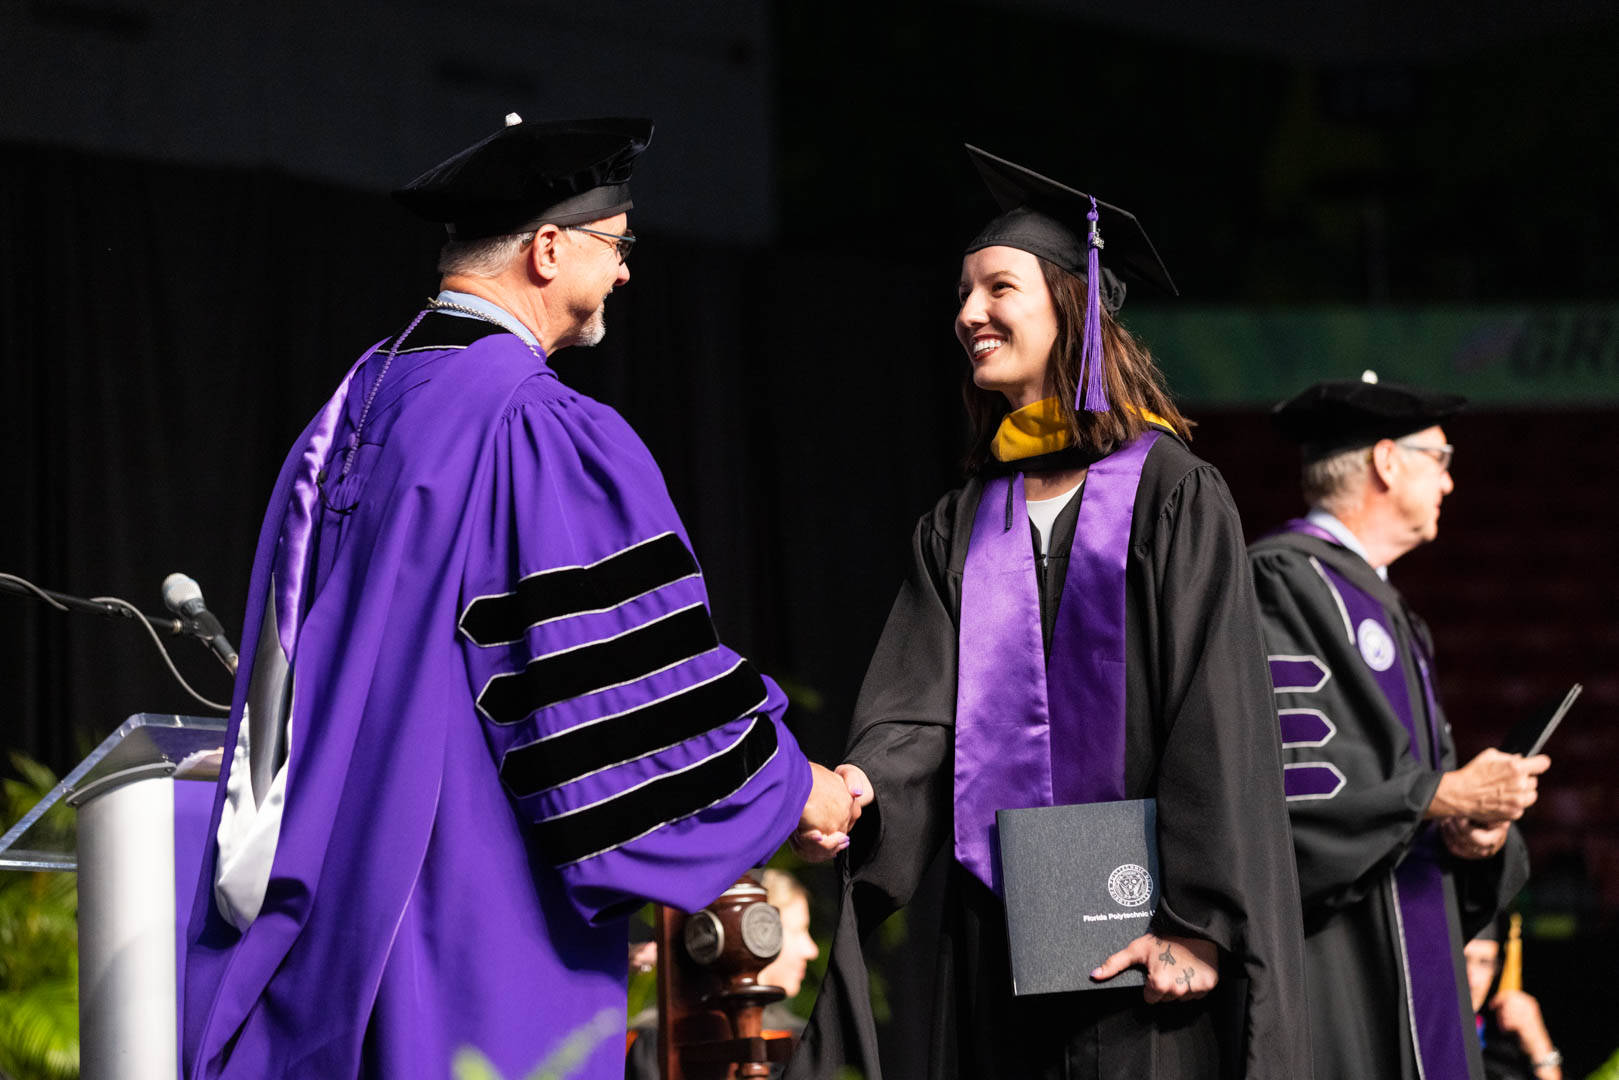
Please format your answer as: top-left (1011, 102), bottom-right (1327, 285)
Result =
top-left (1440, 816), bottom-right (1510, 860)
top-left (1091, 932), bottom-right (1218, 1003)
top-left (790, 763), bottom-right (860, 863)
top-left (1427, 749), bottom-right (1550, 822)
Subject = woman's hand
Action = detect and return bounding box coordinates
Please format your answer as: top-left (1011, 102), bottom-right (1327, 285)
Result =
top-left (1091, 932), bottom-right (1219, 1003)
top-left (835, 763), bottom-right (874, 809)
top-left (1491, 989), bottom-right (1560, 1077)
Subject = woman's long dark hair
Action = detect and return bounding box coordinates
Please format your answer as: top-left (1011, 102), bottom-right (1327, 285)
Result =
top-left (962, 257), bottom-right (1192, 475)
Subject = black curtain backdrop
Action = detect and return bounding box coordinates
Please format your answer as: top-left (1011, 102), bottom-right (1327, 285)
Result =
top-left (2, 144), bottom-right (416, 769)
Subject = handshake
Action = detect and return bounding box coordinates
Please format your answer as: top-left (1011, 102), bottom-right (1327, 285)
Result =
top-left (790, 763), bottom-right (875, 863)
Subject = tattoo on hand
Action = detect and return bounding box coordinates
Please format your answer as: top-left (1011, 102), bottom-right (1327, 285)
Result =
top-left (1158, 944), bottom-right (1177, 967)
top-left (1178, 968), bottom-right (1195, 991)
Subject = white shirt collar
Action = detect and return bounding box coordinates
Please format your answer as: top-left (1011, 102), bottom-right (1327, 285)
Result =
top-left (1306, 508), bottom-right (1389, 581)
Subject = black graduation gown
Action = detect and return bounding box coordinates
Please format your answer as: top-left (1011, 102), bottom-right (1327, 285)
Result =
top-left (1247, 529), bottom-right (1529, 1080)
top-left (788, 436), bottom-right (1313, 1080)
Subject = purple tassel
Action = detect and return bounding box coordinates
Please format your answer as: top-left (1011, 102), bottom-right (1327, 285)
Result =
top-left (1080, 196), bottom-right (1109, 412)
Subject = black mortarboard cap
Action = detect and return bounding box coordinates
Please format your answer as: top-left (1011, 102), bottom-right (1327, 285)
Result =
top-left (393, 114), bottom-right (653, 241)
top-left (1273, 372), bottom-right (1466, 463)
top-left (963, 144), bottom-right (1178, 312)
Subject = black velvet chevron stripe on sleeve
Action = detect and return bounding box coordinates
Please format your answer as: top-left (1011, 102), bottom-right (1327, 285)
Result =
top-left (499, 661), bottom-right (769, 799)
top-left (477, 604), bottom-right (718, 725)
top-left (536, 716), bottom-right (779, 867)
top-left (460, 532), bottom-right (700, 647)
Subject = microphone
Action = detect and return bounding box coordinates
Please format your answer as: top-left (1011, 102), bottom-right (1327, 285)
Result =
top-left (162, 572), bottom-right (240, 673)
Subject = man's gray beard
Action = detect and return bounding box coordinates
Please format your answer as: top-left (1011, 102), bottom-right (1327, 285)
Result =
top-left (576, 302), bottom-right (607, 347)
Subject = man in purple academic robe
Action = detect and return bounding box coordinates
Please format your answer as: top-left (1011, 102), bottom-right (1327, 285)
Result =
top-left (1249, 373), bottom-right (1548, 1080)
top-left (181, 115), bottom-right (857, 1080)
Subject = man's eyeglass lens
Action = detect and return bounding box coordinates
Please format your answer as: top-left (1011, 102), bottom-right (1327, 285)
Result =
top-left (567, 226), bottom-right (635, 262)
top-left (1397, 442), bottom-right (1453, 470)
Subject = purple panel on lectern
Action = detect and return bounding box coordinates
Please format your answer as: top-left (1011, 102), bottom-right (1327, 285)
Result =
top-left (173, 779), bottom-right (215, 1073)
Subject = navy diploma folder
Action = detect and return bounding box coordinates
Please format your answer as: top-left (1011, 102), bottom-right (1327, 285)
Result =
top-left (996, 798), bottom-right (1159, 995)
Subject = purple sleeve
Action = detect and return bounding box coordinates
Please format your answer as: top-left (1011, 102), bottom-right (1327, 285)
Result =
top-left (457, 381), bottom-right (811, 924)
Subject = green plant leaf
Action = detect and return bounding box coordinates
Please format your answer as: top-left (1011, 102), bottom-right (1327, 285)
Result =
top-left (1588, 1048), bottom-right (1619, 1080)
top-left (0, 756), bottom-right (79, 1080)
top-left (0, 976), bottom-right (80, 1080)
top-left (522, 1007), bottom-right (623, 1080)
top-left (451, 1047), bottom-right (505, 1080)
top-left (452, 1007), bottom-right (624, 1080)
top-left (625, 968), bottom-right (656, 1020)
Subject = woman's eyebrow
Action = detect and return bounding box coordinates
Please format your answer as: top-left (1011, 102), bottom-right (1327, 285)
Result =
top-left (963, 269), bottom-right (1020, 288)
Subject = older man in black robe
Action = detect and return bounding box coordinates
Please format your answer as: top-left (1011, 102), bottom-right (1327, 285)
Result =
top-left (1249, 374), bottom-right (1547, 1080)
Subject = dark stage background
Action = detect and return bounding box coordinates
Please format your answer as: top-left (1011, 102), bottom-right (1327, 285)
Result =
top-left (3, 0), bottom-right (1618, 1074)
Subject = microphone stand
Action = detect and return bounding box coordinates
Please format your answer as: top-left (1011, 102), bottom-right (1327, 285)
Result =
top-left (0, 576), bottom-right (186, 636)
top-left (1, 572), bottom-right (235, 712)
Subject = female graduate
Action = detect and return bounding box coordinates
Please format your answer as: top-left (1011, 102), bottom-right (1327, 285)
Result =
top-left (786, 148), bottom-right (1312, 1080)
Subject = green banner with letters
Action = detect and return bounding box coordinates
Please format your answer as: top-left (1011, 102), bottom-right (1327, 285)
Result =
top-left (1127, 305), bottom-right (1619, 406)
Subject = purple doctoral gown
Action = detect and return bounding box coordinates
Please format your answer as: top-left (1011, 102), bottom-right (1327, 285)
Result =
top-left (182, 312), bottom-right (812, 1079)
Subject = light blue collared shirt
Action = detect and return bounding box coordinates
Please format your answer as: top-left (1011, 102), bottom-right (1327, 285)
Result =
top-left (1306, 507), bottom-right (1388, 580)
top-left (433, 289), bottom-right (543, 351)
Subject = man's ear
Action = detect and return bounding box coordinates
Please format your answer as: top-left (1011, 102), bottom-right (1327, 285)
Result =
top-left (1370, 439), bottom-right (1399, 490)
top-left (527, 225), bottom-right (562, 282)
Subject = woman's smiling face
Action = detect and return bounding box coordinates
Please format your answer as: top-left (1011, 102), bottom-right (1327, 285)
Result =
top-left (956, 245), bottom-right (1060, 410)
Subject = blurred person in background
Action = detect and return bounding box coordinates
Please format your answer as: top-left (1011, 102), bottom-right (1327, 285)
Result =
top-left (1465, 920), bottom-right (1562, 1080)
top-left (757, 868), bottom-right (821, 1008)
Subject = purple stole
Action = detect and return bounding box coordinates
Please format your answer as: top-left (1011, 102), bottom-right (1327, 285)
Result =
top-left (1284, 520), bottom-right (1471, 1080)
top-left (953, 432), bottom-right (1158, 894)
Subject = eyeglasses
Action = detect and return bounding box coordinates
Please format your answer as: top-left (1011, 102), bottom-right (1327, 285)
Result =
top-left (1396, 440), bottom-right (1454, 471)
top-left (564, 225), bottom-right (636, 263)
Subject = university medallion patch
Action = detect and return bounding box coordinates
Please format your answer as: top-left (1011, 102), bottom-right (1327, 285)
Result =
top-left (1357, 618), bottom-right (1396, 671)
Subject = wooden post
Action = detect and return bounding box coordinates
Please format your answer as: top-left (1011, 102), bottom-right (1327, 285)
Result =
top-left (656, 876), bottom-right (797, 1079)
